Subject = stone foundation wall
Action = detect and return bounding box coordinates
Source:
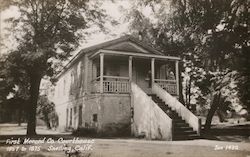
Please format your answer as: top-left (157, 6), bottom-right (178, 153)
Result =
top-left (98, 94), bottom-right (131, 136)
top-left (55, 94), bottom-right (131, 136)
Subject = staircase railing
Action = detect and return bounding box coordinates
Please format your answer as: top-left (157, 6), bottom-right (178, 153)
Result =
top-left (152, 83), bottom-right (201, 135)
top-left (154, 79), bottom-right (177, 95)
top-left (131, 82), bottom-right (173, 140)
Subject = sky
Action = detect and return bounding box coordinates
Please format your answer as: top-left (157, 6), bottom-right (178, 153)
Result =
top-left (0, 0), bottom-right (131, 55)
top-left (0, 0), bottom-right (132, 99)
top-left (78, 1), bottom-right (131, 48)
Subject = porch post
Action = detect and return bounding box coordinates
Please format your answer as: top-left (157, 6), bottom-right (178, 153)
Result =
top-left (175, 60), bottom-right (179, 96)
top-left (100, 53), bottom-right (104, 93)
top-left (151, 58), bottom-right (155, 87)
top-left (129, 56), bottom-right (133, 82)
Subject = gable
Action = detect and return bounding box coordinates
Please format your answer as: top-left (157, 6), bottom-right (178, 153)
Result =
top-left (80, 35), bottom-right (163, 55)
top-left (105, 41), bottom-right (150, 54)
top-left (56, 35), bottom-right (164, 79)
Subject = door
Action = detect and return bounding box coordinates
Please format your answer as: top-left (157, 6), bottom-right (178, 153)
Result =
top-left (78, 105), bottom-right (82, 127)
top-left (133, 59), bottom-right (151, 93)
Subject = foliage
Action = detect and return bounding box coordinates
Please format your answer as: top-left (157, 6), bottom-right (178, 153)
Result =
top-left (0, 54), bottom-right (13, 102)
top-left (1, 0), bottom-right (111, 135)
top-left (37, 95), bottom-right (58, 129)
top-left (124, 0), bottom-right (249, 128)
top-left (0, 52), bottom-right (29, 106)
top-left (0, 53), bottom-right (29, 124)
top-left (4, 0), bottom-right (110, 78)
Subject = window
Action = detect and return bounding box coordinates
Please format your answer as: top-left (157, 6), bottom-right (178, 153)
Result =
top-left (93, 114), bottom-right (98, 122)
top-left (74, 106), bottom-right (77, 126)
top-left (70, 72), bottom-right (74, 95)
top-left (66, 108), bottom-right (69, 127)
top-left (74, 106), bottom-right (77, 115)
top-left (70, 108), bottom-right (72, 126)
top-left (63, 78), bottom-right (66, 95)
top-left (79, 61), bottom-right (84, 88)
top-left (96, 63), bottom-right (100, 77)
top-left (78, 106), bottom-right (82, 126)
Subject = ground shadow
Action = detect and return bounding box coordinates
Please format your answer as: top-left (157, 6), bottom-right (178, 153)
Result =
top-left (201, 124), bottom-right (250, 142)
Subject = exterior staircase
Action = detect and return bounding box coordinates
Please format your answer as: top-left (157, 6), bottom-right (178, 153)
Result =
top-left (149, 94), bottom-right (199, 140)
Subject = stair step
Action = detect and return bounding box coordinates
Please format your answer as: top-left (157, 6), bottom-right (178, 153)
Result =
top-left (174, 130), bottom-right (197, 135)
top-left (174, 121), bottom-right (187, 124)
top-left (169, 112), bottom-right (180, 116)
top-left (173, 134), bottom-right (200, 140)
top-left (160, 109), bottom-right (172, 112)
top-left (173, 119), bottom-right (185, 123)
top-left (162, 110), bottom-right (171, 114)
top-left (174, 123), bottom-right (190, 127)
top-left (149, 93), bottom-right (200, 140)
top-left (148, 94), bottom-right (156, 96)
top-left (160, 108), bottom-right (170, 111)
top-left (160, 107), bottom-right (170, 110)
top-left (174, 127), bottom-right (194, 132)
top-left (157, 102), bottom-right (167, 105)
top-left (169, 115), bottom-right (181, 119)
top-left (157, 103), bottom-right (168, 106)
top-left (174, 127), bottom-right (192, 131)
top-left (174, 122), bottom-right (186, 124)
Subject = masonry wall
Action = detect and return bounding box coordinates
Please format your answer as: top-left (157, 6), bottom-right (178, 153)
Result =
top-left (53, 54), bottom-right (86, 131)
top-left (98, 94), bottom-right (131, 136)
top-left (78, 94), bottom-right (131, 136)
top-left (131, 83), bottom-right (172, 140)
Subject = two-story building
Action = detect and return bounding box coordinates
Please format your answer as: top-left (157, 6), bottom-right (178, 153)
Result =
top-left (51, 35), bottom-right (201, 140)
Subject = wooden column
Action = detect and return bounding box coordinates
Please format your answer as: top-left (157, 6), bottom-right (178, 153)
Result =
top-left (129, 56), bottom-right (133, 82)
top-left (151, 58), bottom-right (155, 87)
top-left (100, 53), bottom-right (104, 93)
top-left (175, 60), bottom-right (179, 96)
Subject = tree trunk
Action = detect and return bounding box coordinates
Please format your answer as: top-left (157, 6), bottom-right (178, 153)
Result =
top-left (18, 108), bottom-right (22, 126)
top-left (188, 76), bottom-right (192, 109)
top-left (185, 79), bottom-right (188, 105)
top-left (27, 74), bottom-right (42, 136)
top-left (44, 113), bottom-right (51, 129)
top-left (217, 110), bottom-right (225, 122)
top-left (178, 62), bottom-right (185, 104)
top-left (204, 93), bottom-right (221, 131)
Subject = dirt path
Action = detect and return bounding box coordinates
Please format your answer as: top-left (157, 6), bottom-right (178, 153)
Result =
top-left (0, 138), bottom-right (249, 157)
top-left (0, 123), bottom-right (250, 157)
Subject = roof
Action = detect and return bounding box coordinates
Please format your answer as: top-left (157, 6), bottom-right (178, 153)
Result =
top-left (80, 35), bottom-right (163, 55)
top-left (56, 35), bottom-right (169, 79)
top-left (67, 35), bottom-right (163, 66)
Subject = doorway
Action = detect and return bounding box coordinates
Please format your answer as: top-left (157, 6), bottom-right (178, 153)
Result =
top-left (78, 105), bottom-right (82, 127)
top-left (132, 58), bottom-right (151, 93)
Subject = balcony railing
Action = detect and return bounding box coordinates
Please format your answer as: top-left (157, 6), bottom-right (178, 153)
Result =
top-left (92, 76), bottom-right (130, 93)
top-left (92, 77), bottom-right (177, 95)
top-left (154, 79), bottom-right (177, 95)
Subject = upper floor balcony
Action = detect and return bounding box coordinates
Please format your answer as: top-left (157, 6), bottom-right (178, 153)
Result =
top-left (90, 49), bottom-right (180, 96)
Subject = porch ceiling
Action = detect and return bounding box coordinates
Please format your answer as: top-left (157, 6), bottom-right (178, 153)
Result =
top-left (89, 49), bottom-right (181, 61)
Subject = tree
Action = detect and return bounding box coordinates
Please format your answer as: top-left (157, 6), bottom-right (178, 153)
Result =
top-left (37, 95), bottom-right (57, 129)
top-left (2, 0), bottom-right (110, 135)
top-left (124, 0), bottom-right (249, 130)
top-left (0, 54), bottom-right (12, 103)
top-left (123, 1), bottom-right (186, 103)
top-left (0, 53), bottom-right (29, 124)
top-left (169, 0), bottom-right (249, 129)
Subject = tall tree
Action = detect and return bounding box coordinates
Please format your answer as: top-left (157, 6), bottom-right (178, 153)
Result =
top-left (124, 0), bottom-right (249, 130)
top-left (2, 0), bottom-right (110, 135)
top-left (0, 52), bottom-right (29, 124)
